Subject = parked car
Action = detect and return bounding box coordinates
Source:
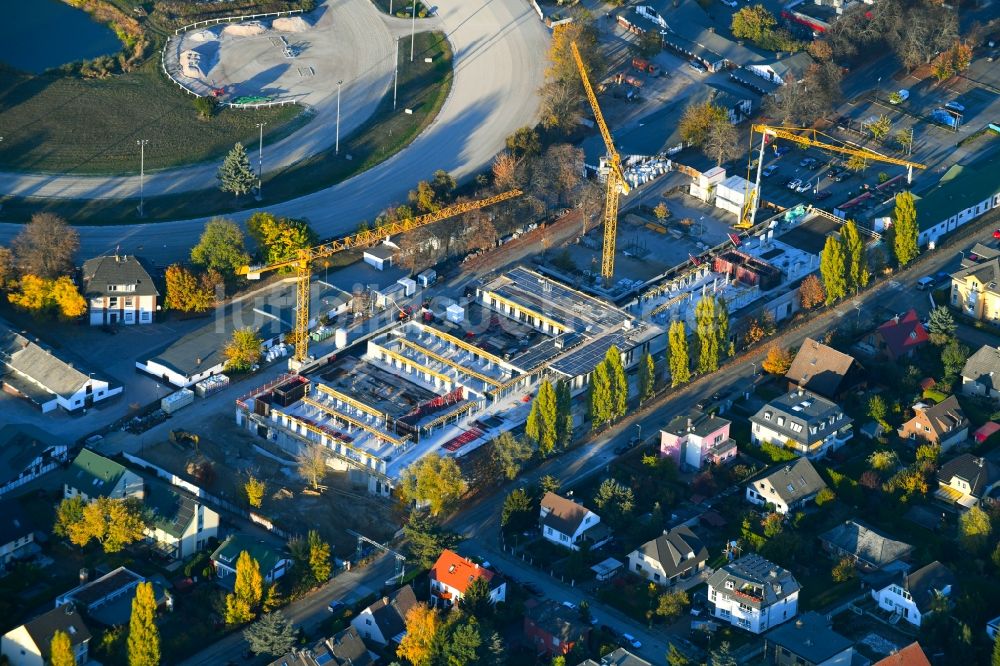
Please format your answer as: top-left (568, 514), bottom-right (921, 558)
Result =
top-left (889, 89), bottom-right (910, 104)
top-left (799, 157), bottom-right (816, 167)
top-left (916, 276), bottom-right (935, 291)
top-left (835, 171), bottom-right (853, 182)
top-left (327, 600), bottom-right (345, 614)
top-left (762, 164), bottom-right (779, 177)
top-left (795, 181), bottom-right (811, 193)
top-left (622, 633), bottom-right (643, 649)
top-left (687, 60), bottom-right (707, 74)
top-left (944, 100), bottom-right (965, 113)
top-left (721, 0), bottom-right (738, 7)
top-left (562, 601), bottom-right (578, 611)
top-left (814, 190), bottom-right (832, 201)
top-left (787, 178), bottom-right (803, 190)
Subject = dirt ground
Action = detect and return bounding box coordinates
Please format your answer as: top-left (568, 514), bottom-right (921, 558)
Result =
top-left (137, 412), bottom-right (401, 555)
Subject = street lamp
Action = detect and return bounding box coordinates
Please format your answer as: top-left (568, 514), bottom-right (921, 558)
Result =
top-left (410, 0), bottom-right (417, 62)
top-left (634, 423), bottom-right (641, 443)
top-left (875, 77), bottom-right (881, 103)
top-left (336, 80), bottom-right (343, 155)
top-left (393, 37), bottom-right (400, 111)
top-left (136, 139), bottom-right (148, 217)
top-left (751, 361), bottom-right (757, 377)
top-left (255, 121), bottom-right (266, 201)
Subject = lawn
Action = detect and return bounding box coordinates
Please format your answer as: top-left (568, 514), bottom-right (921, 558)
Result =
top-left (1, 30), bottom-right (453, 225)
top-left (370, 0), bottom-right (431, 17)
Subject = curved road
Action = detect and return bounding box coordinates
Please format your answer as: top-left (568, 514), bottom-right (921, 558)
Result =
top-left (0, 0), bottom-right (546, 263)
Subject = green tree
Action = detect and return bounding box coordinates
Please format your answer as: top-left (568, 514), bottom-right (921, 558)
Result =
top-left (868, 450), bottom-right (899, 471)
top-left (942, 338), bottom-right (970, 385)
top-left (500, 488), bottom-right (534, 532)
top-left (667, 643), bottom-right (691, 666)
top-left (868, 395), bottom-right (889, 430)
top-left (820, 234), bottom-right (848, 304)
top-left (217, 142), bottom-right (257, 197)
top-left (243, 611), bottom-right (296, 657)
top-left (593, 478), bottom-right (634, 522)
top-left (605, 346), bottom-right (628, 420)
top-left (841, 220), bottom-right (868, 291)
top-left (540, 474), bottom-right (562, 495)
top-left (696, 296), bottom-right (720, 374)
top-left (443, 615), bottom-right (483, 666)
top-left (403, 510), bottom-right (459, 569)
top-left (959, 505), bottom-right (992, 554)
top-left (246, 212), bottom-right (317, 268)
top-left (505, 126), bottom-right (541, 157)
top-left (526, 379), bottom-right (558, 455)
top-left (398, 454), bottom-right (467, 515)
top-left (588, 361), bottom-right (613, 430)
top-left (637, 29), bottom-right (662, 57)
top-left (668, 320), bottom-right (690, 386)
top-left (555, 379), bottom-right (573, 448)
top-left (127, 581), bottom-right (160, 666)
top-left (992, 627), bottom-right (1000, 666)
top-left (927, 306), bottom-right (956, 345)
top-left (194, 96), bottom-right (217, 120)
top-left (715, 297), bottom-right (731, 359)
top-left (710, 641), bottom-right (737, 666)
top-left (656, 590), bottom-right (689, 621)
top-left (458, 577), bottom-right (493, 619)
top-left (892, 191), bottom-right (919, 267)
top-left (190, 218), bottom-right (251, 274)
top-left (731, 5), bottom-right (777, 43)
top-left (491, 432), bottom-right (533, 481)
top-left (308, 530), bottom-right (332, 584)
top-left (638, 350), bottom-right (655, 402)
top-left (50, 630), bottom-right (76, 666)
top-left (225, 551), bottom-right (264, 625)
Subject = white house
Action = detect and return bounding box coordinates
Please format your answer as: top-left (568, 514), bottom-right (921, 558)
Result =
top-left (351, 584), bottom-right (417, 645)
top-left (1, 605), bottom-right (91, 666)
top-left (745, 457), bottom-right (828, 514)
top-left (872, 561), bottom-right (955, 627)
top-left (144, 482), bottom-right (219, 561)
top-left (429, 550), bottom-right (506, 609)
top-left (0, 499), bottom-right (34, 573)
top-left (64, 448), bottom-right (144, 502)
top-left (749, 388), bottom-right (853, 459)
top-left (363, 243), bottom-right (398, 271)
top-left (81, 254), bottom-right (159, 326)
top-left (212, 534), bottom-right (293, 585)
top-left (0, 424), bottom-right (68, 498)
top-left (912, 164), bottom-right (1000, 249)
top-left (707, 554), bottom-right (801, 634)
top-left (627, 525), bottom-right (708, 587)
top-left (539, 492), bottom-right (611, 551)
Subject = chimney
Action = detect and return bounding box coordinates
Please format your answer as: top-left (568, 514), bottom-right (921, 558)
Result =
top-left (80, 568), bottom-right (89, 584)
top-left (382, 596), bottom-right (389, 605)
top-left (687, 417), bottom-right (693, 432)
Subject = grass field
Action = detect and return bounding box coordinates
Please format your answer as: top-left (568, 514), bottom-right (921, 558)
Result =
top-left (0, 62), bottom-right (303, 174)
top-left (1, 31), bottom-right (453, 224)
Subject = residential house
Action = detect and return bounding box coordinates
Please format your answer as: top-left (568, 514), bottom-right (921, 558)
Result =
top-left (429, 550), bottom-right (505, 609)
top-left (871, 561), bottom-right (955, 627)
top-left (749, 388), bottom-right (853, 458)
top-left (523, 599), bottom-right (591, 657)
top-left (872, 642), bottom-right (931, 666)
top-left (144, 481), bottom-right (219, 560)
top-left (961, 344), bottom-right (1000, 400)
top-left (896, 395), bottom-right (969, 451)
top-left (911, 163), bottom-right (1000, 249)
top-left (763, 611), bottom-right (856, 666)
top-left (785, 338), bottom-right (863, 399)
top-left (81, 254), bottom-right (158, 326)
top-left (746, 458), bottom-right (828, 514)
top-left (351, 584), bottom-right (417, 646)
top-left (1, 605), bottom-right (91, 666)
top-left (64, 448), bottom-right (144, 502)
top-left (1, 322), bottom-right (122, 412)
top-left (659, 409), bottom-right (737, 470)
top-left (578, 648), bottom-right (652, 666)
top-left (746, 52), bottom-right (814, 86)
top-left (539, 492), bottom-right (611, 551)
top-left (950, 257), bottom-right (1000, 323)
top-left (212, 534), bottom-right (293, 585)
top-left (0, 499), bottom-right (34, 573)
top-left (267, 626), bottom-right (375, 666)
top-left (818, 520), bottom-right (913, 572)
top-left (627, 525), bottom-right (708, 587)
top-left (864, 310), bottom-right (928, 361)
top-left (706, 553), bottom-right (801, 634)
top-left (935, 453), bottom-right (1000, 509)
top-left (0, 424), bottom-right (68, 497)
top-left (56, 567), bottom-right (147, 626)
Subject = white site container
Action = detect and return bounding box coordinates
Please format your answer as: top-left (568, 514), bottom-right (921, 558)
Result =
top-left (446, 304), bottom-right (465, 324)
top-left (161, 388), bottom-right (194, 414)
top-left (335, 328), bottom-right (348, 349)
top-left (397, 277), bottom-right (417, 297)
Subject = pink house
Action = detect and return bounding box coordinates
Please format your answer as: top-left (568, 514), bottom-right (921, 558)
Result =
top-left (660, 409), bottom-right (737, 470)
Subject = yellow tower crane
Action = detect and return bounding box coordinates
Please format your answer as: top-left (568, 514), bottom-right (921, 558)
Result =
top-left (570, 41), bottom-right (630, 281)
top-left (238, 189), bottom-right (522, 365)
top-left (736, 124), bottom-right (927, 230)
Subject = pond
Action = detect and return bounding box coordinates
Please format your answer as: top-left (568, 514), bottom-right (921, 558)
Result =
top-left (0, 0), bottom-right (122, 74)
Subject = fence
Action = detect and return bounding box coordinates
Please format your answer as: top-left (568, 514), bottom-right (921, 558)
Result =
top-left (173, 9), bottom-right (304, 35)
top-left (223, 98), bottom-right (300, 110)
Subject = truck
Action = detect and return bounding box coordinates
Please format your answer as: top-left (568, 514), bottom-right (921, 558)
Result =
top-left (631, 57), bottom-right (659, 75)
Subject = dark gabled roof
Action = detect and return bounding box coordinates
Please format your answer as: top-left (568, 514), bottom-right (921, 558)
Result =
top-left (66, 448), bottom-right (133, 498)
top-left (0, 323), bottom-right (94, 399)
top-left (600, 647), bottom-right (653, 666)
top-left (364, 584), bottom-right (416, 642)
top-left (540, 492), bottom-right (596, 536)
top-left (0, 423), bottom-right (62, 485)
top-left (635, 525), bottom-right (708, 578)
top-left (876, 309), bottom-right (928, 356)
top-left (267, 626), bottom-right (374, 666)
top-left (785, 338), bottom-right (857, 397)
top-left (212, 534), bottom-right (287, 575)
top-left (819, 520), bottom-right (913, 568)
top-left (144, 481), bottom-right (198, 539)
top-left (962, 344), bottom-right (1000, 390)
top-left (749, 458), bottom-right (828, 505)
top-left (64, 567), bottom-right (143, 608)
top-left (81, 254), bottom-right (158, 298)
top-left (22, 605), bottom-right (92, 659)
top-left (937, 453), bottom-right (999, 498)
top-left (750, 388), bottom-right (852, 446)
top-left (525, 599), bottom-right (590, 643)
top-left (896, 561), bottom-right (956, 613)
top-left (764, 611), bottom-right (853, 663)
top-left (663, 409), bottom-right (730, 439)
top-left (0, 498), bottom-right (33, 546)
top-left (951, 257), bottom-right (1000, 295)
top-left (908, 395), bottom-right (968, 440)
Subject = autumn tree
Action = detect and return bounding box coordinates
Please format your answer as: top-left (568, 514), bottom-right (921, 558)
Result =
top-left (668, 320), bottom-right (690, 386)
top-left (58, 497), bottom-right (146, 553)
top-left (525, 379), bottom-right (558, 455)
top-left (224, 328), bottom-right (262, 372)
top-left (191, 218), bottom-right (251, 275)
top-left (492, 151), bottom-right (520, 190)
top-left (8, 275), bottom-right (87, 320)
top-left (397, 454), bottom-right (467, 515)
top-left (164, 264), bottom-right (216, 312)
top-left (869, 395), bottom-right (889, 430)
top-left (696, 295), bottom-right (721, 373)
top-left (505, 126), bottom-right (541, 157)
top-left (244, 611), bottom-right (296, 657)
top-left (762, 345), bottom-right (792, 375)
top-left (127, 581), bottom-right (160, 666)
top-left (243, 475), bottom-right (265, 508)
top-left (656, 590), bottom-right (689, 621)
top-left (831, 556), bottom-right (856, 582)
top-left (541, 19), bottom-right (602, 133)
top-left (868, 115), bottom-right (893, 142)
top-left (0, 246), bottom-right (14, 290)
top-left (225, 551), bottom-right (264, 624)
top-left (247, 212), bottom-right (317, 268)
top-left (491, 432), bottom-right (533, 481)
top-left (932, 40), bottom-right (973, 81)
top-left (218, 142), bottom-right (257, 197)
top-left (13, 213), bottom-right (79, 279)
top-left (820, 235), bottom-right (847, 304)
top-left (678, 102), bottom-right (738, 165)
top-left (397, 603), bottom-right (442, 666)
top-left (296, 445), bottom-right (327, 490)
top-left (308, 530), bottom-right (332, 583)
top-left (892, 191), bottom-right (919, 267)
top-left (589, 360), bottom-right (613, 430)
top-left (959, 505), bottom-right (992, 554)
top-left (638, 350), bottom-right (656, 402)
top-left (841, 220), bottom-right (868, 292)
top-left (667, 644), bottom-right (691, 666)
top-left (51, 630), bottom-right (76, 666)
top-left (868, 450), bottom-right (899, 471)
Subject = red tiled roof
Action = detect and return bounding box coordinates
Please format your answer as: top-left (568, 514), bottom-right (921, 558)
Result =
top-left (430, 549), bottom-right (494, 594)
top-left (872, 642), bottom-right (931, 666)
top-left (877, 309), bottom-right (928, 356)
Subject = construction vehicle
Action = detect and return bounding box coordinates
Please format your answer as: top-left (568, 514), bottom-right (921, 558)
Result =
top-left (239, 189), bottom-right (522, 365)
top-left (571, 41), bottom-right (630, 281)
top-left (735, 125), bottom-right (926, 230)
top-left (631, 57), bottom-right (659, 75)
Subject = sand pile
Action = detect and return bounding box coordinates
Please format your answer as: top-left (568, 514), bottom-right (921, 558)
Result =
top-left (180, 50), bottom-right (203, 78)
top-left (273, 16), bottom-right (310, 32)
top-left (223, 21), bottom-right (266, 37)
top-left (189, 30), bottom-right (217, 42)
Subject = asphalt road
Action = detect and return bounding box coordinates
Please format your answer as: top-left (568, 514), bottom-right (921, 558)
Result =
top-left (0, 0), bottom-right (547, 262)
